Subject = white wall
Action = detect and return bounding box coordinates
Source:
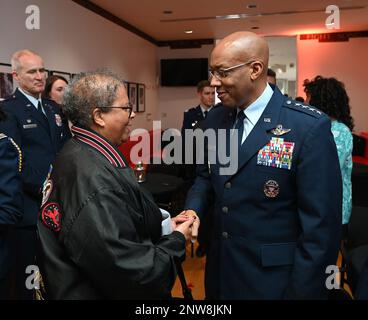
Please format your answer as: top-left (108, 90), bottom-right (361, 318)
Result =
top-left (0, 0), bottom-right (158, 130)
top-left (297, 37), bottom-right (368, 132)
top-left (157, 45), bottom-right (214, 130)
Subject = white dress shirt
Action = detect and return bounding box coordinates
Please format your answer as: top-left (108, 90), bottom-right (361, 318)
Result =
top-left (236, 84), bottom-right (273, 145)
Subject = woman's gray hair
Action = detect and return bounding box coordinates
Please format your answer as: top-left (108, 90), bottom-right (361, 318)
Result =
top-left (63, 70), bottom-right (126, 127)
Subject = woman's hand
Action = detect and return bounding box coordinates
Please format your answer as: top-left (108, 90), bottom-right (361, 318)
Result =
top-left (173, 210), bottom-right (200, 242)
top-left (174, 216), bottom-right (196, 241)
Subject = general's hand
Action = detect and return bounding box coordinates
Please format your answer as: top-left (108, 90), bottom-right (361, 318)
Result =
top-left (171, 213), bottom-right (190, 230)
top-left (174, 216), bottom-right (196, 241)
top-left (178, 210), bottom-right (200, 243)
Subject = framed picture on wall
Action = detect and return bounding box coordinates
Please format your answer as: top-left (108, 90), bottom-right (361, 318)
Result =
top-left (50, 70), bottom-right (72, 83)
top-left (0, 63), bottom-right (14, 98)
top-left (137, 83), bottom-right (145, 113)
top-left (128, 82), bottom-right (138, 112)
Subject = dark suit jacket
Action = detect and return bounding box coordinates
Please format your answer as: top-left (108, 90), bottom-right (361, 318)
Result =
top-left (185, 86), bottom-right (342, 299)
top-left (0, 89), bottom-right (71, 226)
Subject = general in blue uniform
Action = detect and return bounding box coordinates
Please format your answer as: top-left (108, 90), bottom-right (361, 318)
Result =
top-left (184, 32), bottom-right (342, 299)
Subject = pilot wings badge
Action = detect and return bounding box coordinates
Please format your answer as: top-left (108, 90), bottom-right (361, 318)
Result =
top-left (270, 124), bottom-right (291, 136)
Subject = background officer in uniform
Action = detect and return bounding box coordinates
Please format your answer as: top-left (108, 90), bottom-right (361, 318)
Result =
top-left (182, 80), bottom-right (215, 139)
top-left (0, 50), bottom-right (71, 299)
top-left (184, 32), bottom-right (342, 299)
top-left (0, 106), bottom-right (23, 299)
top-left (181, 80), bottom-right (215, 257)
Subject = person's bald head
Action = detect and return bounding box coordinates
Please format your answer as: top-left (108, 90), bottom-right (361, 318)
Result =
top-left (213, 31), bottom-right (269, 70)
top-left (210, 32), bottom-right (269, 109)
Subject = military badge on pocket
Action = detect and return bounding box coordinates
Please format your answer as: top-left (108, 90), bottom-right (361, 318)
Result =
top-left (264, 180), bottom-right (279, 198)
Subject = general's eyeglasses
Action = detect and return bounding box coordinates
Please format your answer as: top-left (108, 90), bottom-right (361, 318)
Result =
top-left (100, 103), bottom-right (133, 117)
top-left (208, 60), bottom-right (255, 80)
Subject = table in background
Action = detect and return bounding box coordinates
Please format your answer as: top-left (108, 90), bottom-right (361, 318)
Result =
top-left (139, 172), bottom-right (187, 215)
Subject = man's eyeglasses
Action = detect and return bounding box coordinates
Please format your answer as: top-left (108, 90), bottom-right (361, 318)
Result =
top-left (208, 60), bottom-right (255, 81)
top-left (100, 103), bottom-right (133, 117)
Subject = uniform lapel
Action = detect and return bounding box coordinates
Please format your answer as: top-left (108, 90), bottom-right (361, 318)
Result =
top-left (195, 105), bottom-right (204, 121)
top-left (226, 87), bottom-right (286, 181)
top-left (15, 89), bottom-right (50, 132)
top-left (216, 108), bottom-right (237, 186)
top-left (43, 100), bottom-right (57, 145)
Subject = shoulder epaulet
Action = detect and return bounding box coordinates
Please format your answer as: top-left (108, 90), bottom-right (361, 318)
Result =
top-left (283, 100), bottom-right (324, 118)
top-left (43, 98), bottom-right (58, 108)
top-left (186, 107), bottom-right (197, 113)
top-left (8, 137), bottom-right (23, 172)
top-left (43, 97), bottom-right (55, 104)
top-left (1, 94), bottom-right (17, 102)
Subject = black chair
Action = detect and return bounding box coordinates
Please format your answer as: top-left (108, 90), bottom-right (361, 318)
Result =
top-left (352, 163), bottom-right (368, 207)
top-left (353, 134), bottom-right (366, 157)
top-left (343, 206), bottom-right (368, 296)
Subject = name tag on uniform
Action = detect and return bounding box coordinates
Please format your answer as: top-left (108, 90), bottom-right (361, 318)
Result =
top-left (23, 124), bottom-right (38, 129)
top-left (257, 137), bottom-right (295, 170)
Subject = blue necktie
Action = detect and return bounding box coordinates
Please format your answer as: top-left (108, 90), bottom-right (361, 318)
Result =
top-left (203, 111), bottom-right (208, 119)
top-left (234, 111), bottom-right (245, 148)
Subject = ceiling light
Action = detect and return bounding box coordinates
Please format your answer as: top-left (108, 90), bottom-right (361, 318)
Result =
top-left (163, 10), bottom-right (172, 14)
top-left (247, 4), bottom-right (257, 9)
top-left (216, 14), bottom-right (242, 20)
top-left (251, 26), bottom-right (259, 30)
top-left (185, 30), bottom-right (193, 34)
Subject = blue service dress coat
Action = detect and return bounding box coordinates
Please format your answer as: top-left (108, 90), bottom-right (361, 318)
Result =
top-left (0, 89), bottom-right (71, 226)
top-left (0, 133), bottom-right (23, 281)
top-left (185, 86), bottom-right (342, 299)
top-left (182, 105), bottom-right (205, 131)
top-left (181, 106), bottom-right (206, 181)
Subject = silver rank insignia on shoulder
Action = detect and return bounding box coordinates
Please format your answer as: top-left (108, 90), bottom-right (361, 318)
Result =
top-left (271, 124), bottom-right (291, 136)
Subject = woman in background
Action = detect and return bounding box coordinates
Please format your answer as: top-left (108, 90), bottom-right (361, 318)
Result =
top-left (43, 75), bottom-right (72, 129)
top-left (304, 75), bottom-right (354, 232)
top-left (43, 75), bottom-right (68, 105)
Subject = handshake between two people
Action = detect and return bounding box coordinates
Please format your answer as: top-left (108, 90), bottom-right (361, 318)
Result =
top-left (171, 210), bottom-right (200, 243)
